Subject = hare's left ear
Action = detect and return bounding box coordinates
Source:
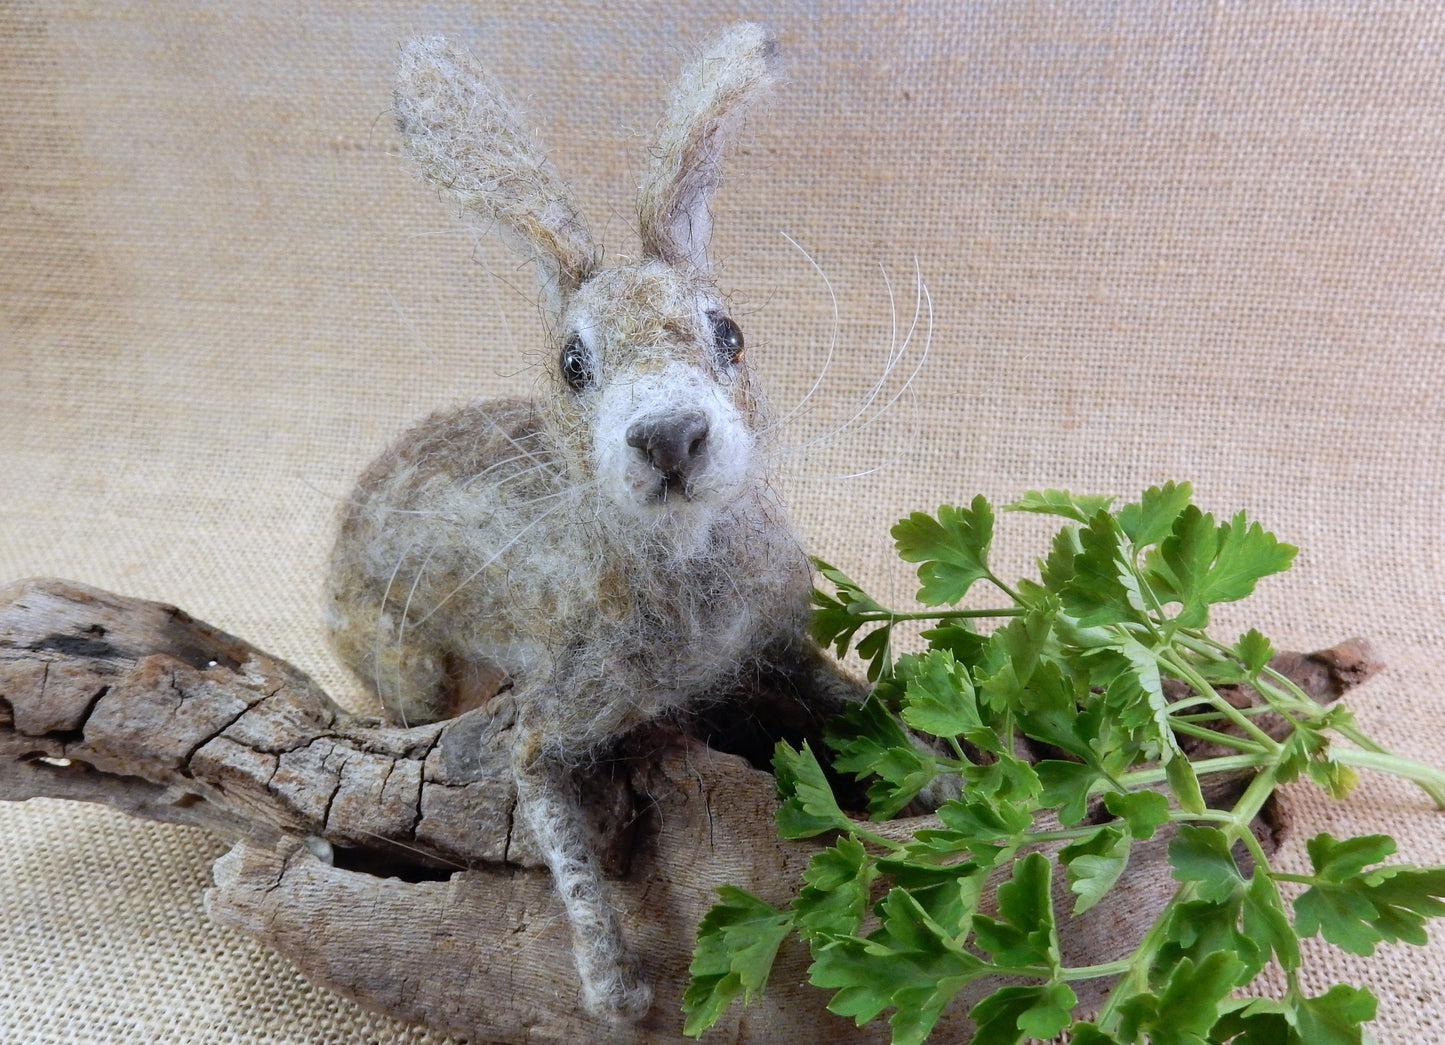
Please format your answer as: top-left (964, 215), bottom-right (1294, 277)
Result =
top-left (395, 36), bottom-right (598, 320)
top-left (637, 23), bottom-right (778, 272)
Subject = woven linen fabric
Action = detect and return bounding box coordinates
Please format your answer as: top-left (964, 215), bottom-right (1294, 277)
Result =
top-left (2, 2), bottom-right (1443, 1042)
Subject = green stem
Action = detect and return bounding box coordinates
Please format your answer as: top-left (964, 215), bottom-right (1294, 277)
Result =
top-left (1167, 719), bottom-right (1270, 755)
top-left (1116, 752), bottom-right (1267, 789)
top-left (850, 825), bottom-right (908, 852)
top-left (1059, 959), bottom-right (1134, 981)
top-left (1332, 747), bottom-right (1445, 809)
top-left (1171, 704), bottom-right (1279, 719)
top-left (1023, 825), bottom-right (1121, 844)
top-left (1256, 662), bottom-right (1323, 708)
top-left (995, 958), bottom-right (1140, 982)
top-left (986, 572), bottom-right (1026, 604)
top-left (1234, 814), bottom-right (1274, 874)
top-left (1171, 809), bottom-right (1237, 824)
top-left (1162, 651), bottom-right (1282, 754)
top-left (1095, 765), bottom-right (1280, 1034)
top-left (1248, 669), bottom-right (1445, 809)
top-left (853, 607), bottom-right (1027, 623)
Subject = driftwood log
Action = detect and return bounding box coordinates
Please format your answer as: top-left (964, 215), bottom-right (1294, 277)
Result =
top-left (0, 578), bottom-right (1380, 1043)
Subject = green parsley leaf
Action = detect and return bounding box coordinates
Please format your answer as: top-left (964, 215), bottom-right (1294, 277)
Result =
top-left (1157, 896), bottom-right (1267, 987)
top-left (1164, 749), bottom-right (1208, 815)
top-left (1214, 985), bottom-right (1378, 1045)
top-left (1156, 868), bottom-right (1296, 986)
top-left (772, 740), bottom-right (857, 838)
top-left (1115, 952), bottom-right (1247, 1045)
top-left (1307, 832), bottom-right (1397, 880)
top-left (972, 852), bottom-right (1059, 969)
top-left (1244, 869), bottom-right (1301, 973)
top-left (918, 622), bottom-right (989, 669)
top-left (809, 558), bottom-right (896, 676)
top-left (1292, 984), bottom-right (1378, 1045)
top-left (892, 496), bottom-right (996, 606)
top-left (959, 751), bottom-right (1043, 806)
top-left (825, 696), bottom-right (940, 820)
top-left (1064, 1023), bottom-right (1123, 1045)
top-left (1060, 824), bottom-right (1131, 915)
top-left (1234, 628), bottom-right (1275, 674)
top-left (1103, 789), bottom-right (1171, 839)
top-left (1115, 480), bottom-right (1194, 549)
top-left (1004, 488), bottom-right (1115, 523)
top-left (1169, 825), bottom-right (1245, 904)
top-left (1144, 506), bottom-right (1296, 628)
top-left (1036, 759), bottom-right (1104, 827)
top-left (809, 889), bottom-right (985, 1045)
top-left (1278, 715), bottom-right (1360, 799)
top-left (899, 648), bottom-right (998, 751)
top-left (1039, 524), bottom-right (1083, 593)
top-left (968, 982), bottom-right (1078, 1045)
top-left (1060, 511), bottom-right (1151, 627)
top-left (794, 835), bottom-right (876, 940)
top-left (878, 858), bottom-right (989, 935)
top-left (911, 794), bottom-right (1035, 861)
top-left (683, 886), bottom-right (794, 1036)
top-left (854, 622), bottom-right (896, 681)
top-left (1109, 636), bottom-right (1169, 737)
top-left (1294, 833), bottom-right (1445, 955)
top-left (975, 608), bottom-right (1053, 714)
top-left (1012, 660), bottom-right (1096, 762)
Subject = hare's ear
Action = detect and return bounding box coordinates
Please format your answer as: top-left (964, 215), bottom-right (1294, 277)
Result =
top-left (395, 37), bottom-right (599, 317)
top-left (638, 23), bottom-right (778, 272)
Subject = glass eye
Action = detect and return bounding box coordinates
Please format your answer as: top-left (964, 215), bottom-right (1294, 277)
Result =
top-left (560, 335), bottom-right (592, 390)
top-left (710, 312), bottom-right (744, 364)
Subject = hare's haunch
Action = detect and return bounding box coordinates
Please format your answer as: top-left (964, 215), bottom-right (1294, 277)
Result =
top-left (327, 23), bottom-right (854, 1020)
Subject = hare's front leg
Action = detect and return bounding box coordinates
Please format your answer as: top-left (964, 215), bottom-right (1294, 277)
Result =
top-left (510, 721), bottom-right (652, 1020)
top-left (327, 586), bottom-right (447, 727)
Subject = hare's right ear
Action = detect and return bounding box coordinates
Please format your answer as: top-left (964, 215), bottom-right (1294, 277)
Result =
top-left (395, 37), bottom-right (599, 318)
top-left (638, 23), bottom-right (779, 272)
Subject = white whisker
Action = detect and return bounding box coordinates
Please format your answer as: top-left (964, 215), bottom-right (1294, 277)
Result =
top-left (760, 231), bottom-right (839, 436)
top-left (768, 262), bottom-right (932, 465)
top-left (373, 528), bottom-right (427, 727)
top-left (407, 495), bottom-right (572, 628)
top-left (834, 262), bottom-right (933, 440)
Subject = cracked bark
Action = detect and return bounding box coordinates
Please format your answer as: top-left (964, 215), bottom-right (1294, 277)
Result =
top-left (0, 577), bottom-right (1382, 1043)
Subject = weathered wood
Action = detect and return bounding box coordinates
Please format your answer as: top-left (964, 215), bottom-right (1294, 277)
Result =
top-left (0, 578), bottom-right (633, 873)
top-left (0, 577), bottom-right (1381, 1043)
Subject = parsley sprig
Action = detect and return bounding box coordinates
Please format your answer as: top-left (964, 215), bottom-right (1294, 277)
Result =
top-left (684, 483), bottom-right (1445, 1044)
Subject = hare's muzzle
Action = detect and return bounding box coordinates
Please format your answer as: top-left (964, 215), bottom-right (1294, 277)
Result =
top-left (593, 363), bottom-right (755, 525)
top-left (626, 411), bottom-right (710, 484)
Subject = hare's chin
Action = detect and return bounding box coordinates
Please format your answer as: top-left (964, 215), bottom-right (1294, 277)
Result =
top-left (618, 479), bottom-right (727, 515)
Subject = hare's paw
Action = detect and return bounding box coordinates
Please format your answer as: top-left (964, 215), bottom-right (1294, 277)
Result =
top-left (582, 968), bottom-right (653, 1022)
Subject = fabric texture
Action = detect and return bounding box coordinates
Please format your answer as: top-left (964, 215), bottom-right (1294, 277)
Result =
top-left (2, 2), bottom-right (1442, 1041)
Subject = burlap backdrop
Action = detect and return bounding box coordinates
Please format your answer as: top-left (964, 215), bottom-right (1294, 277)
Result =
top-left (2, 2), bottom-right (1442, 1042)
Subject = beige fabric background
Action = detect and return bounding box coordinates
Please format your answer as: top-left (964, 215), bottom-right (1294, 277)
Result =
top-left (2, 1), bottom-right (1442, 1042)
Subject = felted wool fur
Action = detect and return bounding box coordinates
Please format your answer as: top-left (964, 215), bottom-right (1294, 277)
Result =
top-left (326, 23), bottom-right (836, 1020)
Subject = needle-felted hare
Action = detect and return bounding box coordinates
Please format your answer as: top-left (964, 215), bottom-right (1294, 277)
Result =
top-left (327, 23), bottom-right (863, 1020)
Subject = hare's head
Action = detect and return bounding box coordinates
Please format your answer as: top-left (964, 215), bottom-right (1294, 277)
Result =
top-left (395, 24), bottom-right (779, 553)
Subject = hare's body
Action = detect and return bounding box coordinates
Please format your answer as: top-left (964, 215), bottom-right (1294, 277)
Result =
top-left (328, 25), bottom-right (845, 1020)
top-left (329, 388), bottom-right (813, 739)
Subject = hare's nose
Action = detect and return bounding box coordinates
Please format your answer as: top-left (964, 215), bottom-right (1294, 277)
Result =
top-left (627, 411), bottom-right (710, 475)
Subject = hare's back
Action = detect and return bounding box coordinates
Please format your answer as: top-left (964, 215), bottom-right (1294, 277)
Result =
top-left (354, 397), bottom-right (551, 504)
top-left (330, 396), bottom-right (560, 624)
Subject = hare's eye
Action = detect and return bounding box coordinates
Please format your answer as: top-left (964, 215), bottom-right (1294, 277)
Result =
top-left (709, 312), bottom-right (744, 365)
top-left (560, 335), bottom-right (592, 391)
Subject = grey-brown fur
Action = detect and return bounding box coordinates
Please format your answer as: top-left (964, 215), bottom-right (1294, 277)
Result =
top-left (327, 24), bottom-right (843, 1020)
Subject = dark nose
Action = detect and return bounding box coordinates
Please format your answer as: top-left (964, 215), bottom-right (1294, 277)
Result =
top-left (626, 411), bottom-right (710, 475)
